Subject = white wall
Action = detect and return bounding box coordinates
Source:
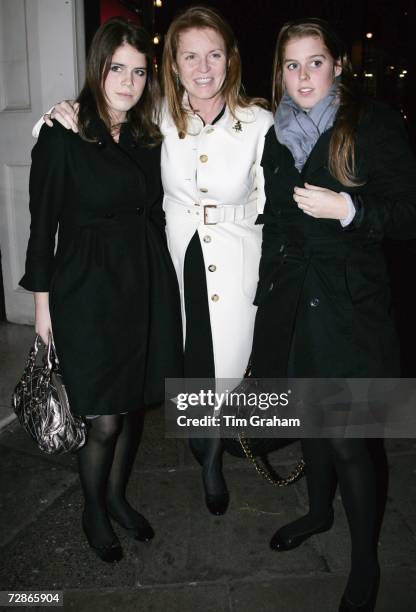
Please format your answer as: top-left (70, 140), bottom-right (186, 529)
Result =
top-left (0, 0), bottom-right (85, 323)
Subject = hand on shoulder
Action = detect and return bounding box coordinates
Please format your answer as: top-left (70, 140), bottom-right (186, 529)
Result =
top-left (45, 100), bottom-right (79, 132)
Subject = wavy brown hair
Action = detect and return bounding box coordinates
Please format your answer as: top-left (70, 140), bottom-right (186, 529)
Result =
top-left (161, 5), bottom-right (268, 138)
top-left (272, 18), bottom-right (363, 186)
top-left (77, 17), bottom-right (162, 146)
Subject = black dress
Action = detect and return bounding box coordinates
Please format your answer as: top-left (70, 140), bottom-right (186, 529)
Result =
top-left (20, 119), bottom-right (183, 416)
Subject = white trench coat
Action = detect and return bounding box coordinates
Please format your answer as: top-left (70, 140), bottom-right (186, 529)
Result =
top-left (160, 103), bottom-right (273, 379)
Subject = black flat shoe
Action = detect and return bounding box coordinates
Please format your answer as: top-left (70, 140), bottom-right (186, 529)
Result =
top-left (205, 491), bottom-right (230, 516)
top-left (190, 438), bottom-right (230, 515)
top-left (109, 511), bottom-right (155, 542)
top-left (339, 567), bottom-right (380, 611)
top-left (270, 509), bottom-right (334, 551)
top-left (202, 467), bottom-right (229, 516)
top-left (81, 513), bottom-right (123, 563)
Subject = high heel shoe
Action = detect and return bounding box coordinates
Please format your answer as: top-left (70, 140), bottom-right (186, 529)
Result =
top-left (108, 511), bottom-right (155, 542)
top-left (338, 566), bottom-right (380, 611)
top-left (81, 512), bottom-right (123, 563)
top-left (270, 508), bottom-right (334, 551)
top-left (189, 438), bottom-right (230, 516)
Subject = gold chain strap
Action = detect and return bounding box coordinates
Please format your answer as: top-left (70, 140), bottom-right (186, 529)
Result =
top-left (238, 433), bottom-right (305, 486)
top-left (236, 365), bottom-right (306, 486)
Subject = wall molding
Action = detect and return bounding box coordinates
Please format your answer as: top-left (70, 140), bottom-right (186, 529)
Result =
top-left (0, 0), bottom-right (31, 112)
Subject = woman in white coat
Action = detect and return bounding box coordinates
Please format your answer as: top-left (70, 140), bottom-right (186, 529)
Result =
top-left (160, 6), bottom-right (272, 515)
top-left (35, 5), bottom-right (273, 516)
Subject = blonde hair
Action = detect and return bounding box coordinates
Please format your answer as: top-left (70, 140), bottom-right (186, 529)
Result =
top-left (161, 5), bottom-right (268, 138)
top-left (272, 18), bottom-right (364, 186)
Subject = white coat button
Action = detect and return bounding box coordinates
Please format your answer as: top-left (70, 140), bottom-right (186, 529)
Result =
top-left (200, 187), bottom-right (208, 193)
top-left (203, 235), bottom-right (211, 243)
top-left (199, 154), bottom-right (208, 163)
top-left (211, 294), bottom-right (220, 302)
top-left (208, 265), bottom-right (216, 272)
top-left (310, 298), bottom-right (320, 307)
top-left (206, 127), bottom-right (214, 134)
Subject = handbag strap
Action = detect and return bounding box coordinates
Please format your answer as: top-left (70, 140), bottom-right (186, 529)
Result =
top-left (45, 334), bottom-right (59, 369)
top-left (238, 433), bottom-right (305, 486)
top-left (238, 362), bottom-right (306, 486)
top-left (25, 335), bottom-right (43, 375)
top-left (25, 334), bottom-right (59, 379)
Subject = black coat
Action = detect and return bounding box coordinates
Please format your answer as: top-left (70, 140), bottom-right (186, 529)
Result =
top-left (21, 120), bottom-right (183, 415)
top-left (250, 101), bottom-right (416, 378)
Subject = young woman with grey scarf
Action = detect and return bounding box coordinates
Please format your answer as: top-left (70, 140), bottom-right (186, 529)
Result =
top-left (250, 18), bottom-right (416, 612)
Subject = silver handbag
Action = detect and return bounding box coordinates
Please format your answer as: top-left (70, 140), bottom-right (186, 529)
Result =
top-left (12, 335), bottom-right (87, 454)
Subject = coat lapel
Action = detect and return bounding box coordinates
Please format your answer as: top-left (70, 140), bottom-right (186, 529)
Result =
top-left (301, 128), bottom-right (333, 180)
top-left (264, 129), bottom-right (299, 180)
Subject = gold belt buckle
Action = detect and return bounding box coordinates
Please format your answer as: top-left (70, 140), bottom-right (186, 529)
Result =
top-left (204, 204), bottom-right (217, 225)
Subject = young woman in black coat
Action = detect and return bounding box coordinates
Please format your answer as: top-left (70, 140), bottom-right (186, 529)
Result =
top-left (20, 19), bottom-right (182, 563)
top-left (250, 18), bottom-right (416, 611)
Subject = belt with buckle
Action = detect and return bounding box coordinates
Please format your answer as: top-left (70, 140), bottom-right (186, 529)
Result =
top-left (164, 197), bottom-right (257, 225)
top-left (203, 204), bottom-right (218, 225)
top-left (202, 201), bottom-right (258, 225)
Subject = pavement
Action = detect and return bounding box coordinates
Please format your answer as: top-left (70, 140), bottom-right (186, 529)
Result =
top-left (0, 321), bottom-right (415, 612)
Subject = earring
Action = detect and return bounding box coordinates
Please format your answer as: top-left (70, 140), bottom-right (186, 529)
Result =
top-left (174, 72), bottom-right (181, 88)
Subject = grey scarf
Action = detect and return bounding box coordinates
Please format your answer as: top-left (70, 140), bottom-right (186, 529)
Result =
top-left (274, 82), bottom-right (340, 171)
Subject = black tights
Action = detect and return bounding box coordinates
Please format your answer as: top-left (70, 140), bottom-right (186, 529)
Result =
top-left (281, 438), bottom-right (378, 602)
top-left (77, 411), bottom-right (144, 547)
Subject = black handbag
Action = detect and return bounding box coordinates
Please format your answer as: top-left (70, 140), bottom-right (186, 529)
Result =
top-left (12, 335), bottom-right (86, 454)
top-left (222, 370), bottom-right (305, 486)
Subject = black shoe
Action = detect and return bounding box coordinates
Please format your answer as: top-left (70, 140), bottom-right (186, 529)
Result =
top-left (339, 566), bottom-right (380, 611)
top-left (109, 511), bottom-right (155, 542)
top-left (190, 438), bottom-right (230, 515)
top-left (205, 491), bottom-right (230, 515)
top-left (202, 470), bottom-right (230, 515)
top-left (81, 512), bottom-right (123, 563)
top-left (270, 509), bottom-right (334, 551)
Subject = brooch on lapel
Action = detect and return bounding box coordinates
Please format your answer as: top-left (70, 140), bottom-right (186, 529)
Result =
top-left (232, 120), bottom-right (242, 132)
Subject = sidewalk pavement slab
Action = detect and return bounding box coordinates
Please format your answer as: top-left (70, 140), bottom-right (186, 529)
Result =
top-left (1, 322), bottom-right (416, 612)
top-left (0, 322), bottom-right (34, 427)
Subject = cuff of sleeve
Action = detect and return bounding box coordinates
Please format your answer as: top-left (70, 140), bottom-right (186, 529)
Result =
top-left (19, 267), bottom-right (52, 293)
top-left (32, 106), bottom-right (54, 138)
top-left (339, 192), bottom-right (356, 227)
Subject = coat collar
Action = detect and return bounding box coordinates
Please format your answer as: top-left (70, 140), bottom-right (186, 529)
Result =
top-left (86, 117), bottom-right (152, 193)
top-left (87, 116), bottom-right (135, 148)
top-left (267, 123), bottom-right (333, 180)
top-left (160, 94), bottom-right (257, 136)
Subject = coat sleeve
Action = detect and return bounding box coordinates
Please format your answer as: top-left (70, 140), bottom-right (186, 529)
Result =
top-left (350, 107), bottom-right (416, 239)
top-left (148, 144), bottom-right (167, 238)
top-left (20, 122), bottom-right (67, 291)
top-left (255, 110), bottom-right (274, 215)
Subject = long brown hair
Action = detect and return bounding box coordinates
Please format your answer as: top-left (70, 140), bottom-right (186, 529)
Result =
top-left (77, 17), bottom-right (162, 146)
top-left (161, 5), bottom-right (268, 138)
top-left (272, 18), bottom-right (363, 186)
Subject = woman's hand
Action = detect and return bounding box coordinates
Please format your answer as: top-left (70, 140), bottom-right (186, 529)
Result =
top-left (34, 293), bottom-right (52, 345)
top-left (44, 100), bottom-right (79, 133)
top-left (293, 183), bottom-right (348, 220)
